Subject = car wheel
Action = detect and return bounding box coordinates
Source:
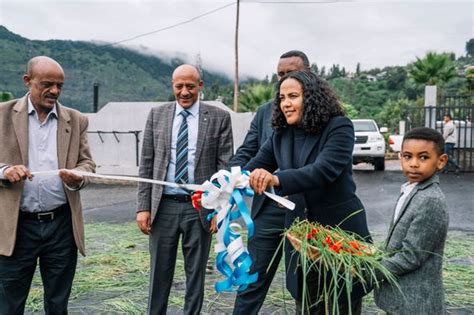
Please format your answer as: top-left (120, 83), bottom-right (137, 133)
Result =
top-left (374, 157), bottom-right (385, 171)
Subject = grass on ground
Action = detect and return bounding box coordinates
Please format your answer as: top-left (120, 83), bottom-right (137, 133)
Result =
top-left (25, 223), bottom-right (473, 314)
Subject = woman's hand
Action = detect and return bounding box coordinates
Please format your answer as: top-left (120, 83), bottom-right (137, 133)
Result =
top-left (249, 168), bottom-right (279, 195)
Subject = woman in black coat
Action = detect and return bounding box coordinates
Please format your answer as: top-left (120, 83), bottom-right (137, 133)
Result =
top-left (245, 70), bottom-right (371, 314)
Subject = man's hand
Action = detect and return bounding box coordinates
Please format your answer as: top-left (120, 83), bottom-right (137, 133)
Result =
top-left (191, 191), bottom-right (204, 209)
top-left (3, 165), bottom-right (33, 183)
top-left (210, 215), bottom-right (218, 234)
top-left (249, 168), bottom-right (279, 195)
top-left (59, 169), bottom-right (84, 188)
top-left (136, 211), bottom-right (151, 235)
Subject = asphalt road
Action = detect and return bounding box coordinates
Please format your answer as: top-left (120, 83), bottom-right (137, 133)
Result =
top-left (81, 166), bottom-right (474, 234)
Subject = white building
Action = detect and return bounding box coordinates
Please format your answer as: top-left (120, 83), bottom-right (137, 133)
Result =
top-left (86, 101), bottom-right (254, 175)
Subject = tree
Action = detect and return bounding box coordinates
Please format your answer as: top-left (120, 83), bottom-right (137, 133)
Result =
top-left (341, 102), bottom-right (358, 119)
top-left (466, 65), bottom-right (474, 94)
top-left (311, 63), bottom-right (319, 76)
top-left (239, 83), bottom-right (274, 112)
top-left (385, 66), bottom-right (407, 91)
top-left (356, 63), bottom-right (361, 77)
top-left (320, 66), bottom-right (326, 79)
top-left (465, 39), bottom-right (474, 57)
top-left (0, 91), bottom-right (14, 102)
top-left (376, 98), bottom-right (419, 132)
top-left (409, 52), bottom-right (457, 86)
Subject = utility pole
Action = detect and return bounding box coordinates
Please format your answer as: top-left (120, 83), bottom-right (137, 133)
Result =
top-left (233, 0), bottom-right (240, 112)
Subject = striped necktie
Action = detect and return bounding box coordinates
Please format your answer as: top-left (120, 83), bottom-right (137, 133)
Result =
top-left (175, 110), bottom-right (191, 184)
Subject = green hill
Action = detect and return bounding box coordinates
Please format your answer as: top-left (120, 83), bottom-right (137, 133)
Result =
top-left (0, 26), bottom-right (231, 112)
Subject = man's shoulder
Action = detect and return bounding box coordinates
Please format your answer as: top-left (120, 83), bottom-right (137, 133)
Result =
top-left (0, 99), bottom-right (16, 112)
top-left (58, 103), bottom-right (87, 120)
top-left (201, 102), bottom-right (230, 117)
top-left (0, 96), bottom-right (26, 112)
top-left (259, 101), bottom-right (273, 111)
top-left (255, 101), bottom-right (273, 116)
top-left (146, 102), bottom-right (174, 117)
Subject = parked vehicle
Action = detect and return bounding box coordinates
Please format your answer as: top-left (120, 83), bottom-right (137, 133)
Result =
top-left (352, 119), bottom-right (386, 171)
top-left (388, 134), bottom-right (403, 152)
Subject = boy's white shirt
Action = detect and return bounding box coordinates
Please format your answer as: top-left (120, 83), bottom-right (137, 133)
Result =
top-left (393, 182), bottom-right (418, 222)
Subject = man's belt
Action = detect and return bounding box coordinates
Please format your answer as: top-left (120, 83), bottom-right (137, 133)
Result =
top-left (19, 205), bottom-right (66, 222)
top-left (162, 194), bottom-right (192, 202)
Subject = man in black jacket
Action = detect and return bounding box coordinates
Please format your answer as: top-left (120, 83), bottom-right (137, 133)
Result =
top-left (230, 50), bottom-right (310, 314)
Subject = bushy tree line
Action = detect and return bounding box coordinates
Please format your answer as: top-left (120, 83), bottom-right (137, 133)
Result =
top-left (224, 39), bottom-right (474, 133)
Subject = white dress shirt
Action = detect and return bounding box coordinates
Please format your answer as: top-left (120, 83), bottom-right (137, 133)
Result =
top-left (163, 101), bottom-right (199, 195)
top-left (393, 182), bottom-right (418, 223)
top-left (20, 97), bottom-right (68, 212)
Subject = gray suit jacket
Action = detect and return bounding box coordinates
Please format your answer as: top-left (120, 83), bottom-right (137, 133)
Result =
top-left (137, 101), bottom-right (233, 231)
top-left (374, 175), bottom-right (449, 314)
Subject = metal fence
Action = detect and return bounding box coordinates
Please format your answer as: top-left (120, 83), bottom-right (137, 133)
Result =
top-left (405, 102), bottom-right (474, 172)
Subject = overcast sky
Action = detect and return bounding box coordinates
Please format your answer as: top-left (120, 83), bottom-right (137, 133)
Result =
top-left (1, 0), bottom-right (473, 79)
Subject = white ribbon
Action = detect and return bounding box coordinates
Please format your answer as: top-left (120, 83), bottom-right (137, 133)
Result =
top-left (29, 169), bottom-right (295, 210)
top-left (30, 170), bottom-right (203, 191)
top-left (198, 167), bottom-right (294, 253)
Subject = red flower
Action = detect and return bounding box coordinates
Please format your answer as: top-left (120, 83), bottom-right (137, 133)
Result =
top-left (348, 241), bottom-right (360, 250)
top-left (323, 236), bottom-right (333, 246)
top-left (306, 228), bottom-right (320, 240)
top-left (330, 240), bottom-right (343, 253)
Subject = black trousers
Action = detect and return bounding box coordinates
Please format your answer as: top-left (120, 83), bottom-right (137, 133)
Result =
top-left (148, 199), bottom-right (211, 315)
top-left (233, 202), bottom-right (286, 315)
top-left (0, 205), bottom-right (78, 315)
top-left (295, 266), bottom-right (363, 315)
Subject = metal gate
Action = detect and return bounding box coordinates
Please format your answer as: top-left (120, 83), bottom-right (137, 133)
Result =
top-left (404, 96), bottom-right (474, 172)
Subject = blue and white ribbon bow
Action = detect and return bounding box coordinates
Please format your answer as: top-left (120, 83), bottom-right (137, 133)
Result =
top-left (200, 166), bottom-right (294, 292)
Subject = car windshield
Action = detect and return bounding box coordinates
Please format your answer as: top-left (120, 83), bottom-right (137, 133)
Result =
top-left (353, 121), bottom-right (377, 132)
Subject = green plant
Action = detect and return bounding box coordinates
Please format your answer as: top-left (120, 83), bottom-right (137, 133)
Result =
top-left (409, 52), bottom-right (457, 86)
top-left (0, 91), bottom-right (14, 102)
top-left (239, 83), bottom-right (274, 112)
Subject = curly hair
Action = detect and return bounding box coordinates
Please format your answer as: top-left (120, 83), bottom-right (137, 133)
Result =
top-left (272, 71), bottom-right (345, 134)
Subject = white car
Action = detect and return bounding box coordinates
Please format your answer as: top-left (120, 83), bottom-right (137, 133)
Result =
top-left (352, 119), bottom-right (386, 171)
top-left (388, 134), bottom-right (403, 152)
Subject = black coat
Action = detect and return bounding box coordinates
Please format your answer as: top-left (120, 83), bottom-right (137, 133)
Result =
top-left (245, 115), bottom-right (371, 300)
top-left (228, 101), bottom-right (273, 219)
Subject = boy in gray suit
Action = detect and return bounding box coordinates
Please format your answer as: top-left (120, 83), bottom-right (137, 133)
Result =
top-left (375, 127), bottom-right (449, 314)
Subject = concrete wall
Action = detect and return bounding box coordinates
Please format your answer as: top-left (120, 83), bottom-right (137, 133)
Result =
top-left (86, 101), bottom-right (255, 175)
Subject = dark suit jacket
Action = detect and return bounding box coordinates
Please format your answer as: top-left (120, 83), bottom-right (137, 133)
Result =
top-left (228, 101), bottom-right (273, 219)
top-left (245, 115), bottom-right (371, 299)
top-left (374, 175), bottom-right (448, 314)
top-left (0, 94), bottom-right (96, 256)
top-left (137, 101), bottom-right (233, 231)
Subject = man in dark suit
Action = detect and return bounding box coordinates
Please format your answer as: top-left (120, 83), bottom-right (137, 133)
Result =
top-left (230, 50), bottom-right (310, 314)
top-left (136, 64), bottom-right (233, 315)
top-left (0, 56), bottom-right (95, 314)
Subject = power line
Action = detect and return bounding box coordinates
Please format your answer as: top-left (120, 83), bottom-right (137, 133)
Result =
top-left (102, 0), bottom-right (352, 47)
top-left (104, 2), bottom-right (235, 47)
